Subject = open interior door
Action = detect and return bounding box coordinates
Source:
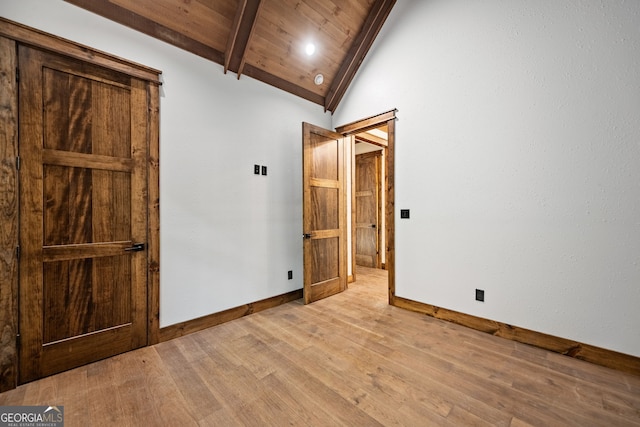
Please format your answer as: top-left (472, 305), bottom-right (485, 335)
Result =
top-left (302, 123), bottom-right (347, 304)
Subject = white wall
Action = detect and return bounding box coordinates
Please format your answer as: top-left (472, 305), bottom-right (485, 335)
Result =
top-left (2, 0), bottom-right (331, 327)
top-left (334, 0), bottom-right (640, 357)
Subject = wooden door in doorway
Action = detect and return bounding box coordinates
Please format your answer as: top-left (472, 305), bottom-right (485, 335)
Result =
top-left (18, 45), bottom-right (149, 383)
top-left (355, 151), bottom-right (381, 268)
top-left (302, 123), bottom-right (347, 304)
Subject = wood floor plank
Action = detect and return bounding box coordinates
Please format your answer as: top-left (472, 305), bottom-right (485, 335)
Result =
top-left (1, 266), bottom-right (639, 426)
top-left (190, 353), bottom-right (264, 425)
top-left (244, 311), bottom-right (494, 426)
top-left (110, 351), bottom-right (159, 426)
top-left (138, 347), bottom-right (200, 427)
top-left (235, 318), bottom-right (392, 426)
top-left (315, 287), bottom-right (640, 425)
top-left (268, 300), bottom-right (515, 425)
top-left (85, 359), bottom-right (128, 427)
top-left (0, 381), bottom-right (25, 406)
top-left (154, 338), bottom-right (222, 421)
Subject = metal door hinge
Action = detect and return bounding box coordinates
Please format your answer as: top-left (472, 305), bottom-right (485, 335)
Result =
top-left (16, 245), bottom-right (20, 259)
top-left (16, 67), bottom-right (20, 83)
top-left (16, 333), bottom-right (21, 349)
top-left (16, 156), bottom-right (20, 170)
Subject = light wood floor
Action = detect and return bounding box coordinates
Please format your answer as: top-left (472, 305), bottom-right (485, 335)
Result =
top-left (2, 267), bottom-right (639, 426)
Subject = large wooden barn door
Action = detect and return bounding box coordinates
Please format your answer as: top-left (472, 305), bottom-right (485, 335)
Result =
top-left (18, 45), bottom-right (149, 383)
top-left (302, 123), bottom-right (347, 304)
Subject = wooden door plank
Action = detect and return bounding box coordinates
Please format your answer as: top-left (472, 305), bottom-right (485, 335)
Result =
top-left (307, 229), bottom-right (340, 239)
top-left (308, 278), bottom-right (342, 302)
top-left (42, 242), bottom-right (132, 262)
top-left (41, 325), bottom-right (134, 378)
top-left (42, 258), bottom-right (93, 344)
top-left (42, 150), bottom-right (134, 172)
top-left (18, 44), bottom-right (46, 383)
top-left (42, 166), bottom-right (71, 246)
top-left (309, 177), bottom-right (341, 188)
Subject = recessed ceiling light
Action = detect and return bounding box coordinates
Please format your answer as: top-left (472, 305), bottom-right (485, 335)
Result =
top-left (314, 74), bottom-right (324, 85)
top-left (305, 43), bottom-right (316, 56)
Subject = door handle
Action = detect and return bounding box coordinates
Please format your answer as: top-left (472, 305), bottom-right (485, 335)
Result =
top-left (371, 224), bottom-right (377, 228)
top-left (124, 243), bottom-right (146, 252)
top-left (303, 233), bottom-right (313, 239)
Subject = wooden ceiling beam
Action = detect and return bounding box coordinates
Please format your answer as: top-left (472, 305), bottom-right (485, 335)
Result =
top-left (225, 0), bottom-right (248, 73)
top-left (324, 0), bottom-right (396, 113)
top-left (64, 0), bottom-right (224, 64)
top-left (64, 0), bottom-right (395, 112)
top-left (226, 0), bottom-right (262, 78)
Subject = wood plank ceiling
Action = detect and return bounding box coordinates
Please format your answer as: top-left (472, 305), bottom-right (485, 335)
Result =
top-left (64, 0), bottom-right (396, 112)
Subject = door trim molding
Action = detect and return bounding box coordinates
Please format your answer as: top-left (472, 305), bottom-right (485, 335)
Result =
top-left (0, 17), bottom-right (161, 84)
top-left (0, 35), bottom-right (19, 393)
top-left (147, 84), bottom-right (161, 345)
top-left (335, 109), bottom-right (397, 303)
top-left (336, 109), bottom-right (397, 134)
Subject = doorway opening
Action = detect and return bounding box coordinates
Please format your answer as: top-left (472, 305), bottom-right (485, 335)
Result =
top-left (335, 110), bottom-right (397, 304)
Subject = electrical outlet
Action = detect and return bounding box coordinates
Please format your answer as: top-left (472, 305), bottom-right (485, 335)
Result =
top-left (400, 209), bottom-right (410, 219)
top-left (261, 165), bottom-right (267, 176)
top-left (475, 289), bottom-right (485, 302)
top-left (254, 164), bottom-right (260, 174)
top-left (288, 270), bottom-right (293, 280)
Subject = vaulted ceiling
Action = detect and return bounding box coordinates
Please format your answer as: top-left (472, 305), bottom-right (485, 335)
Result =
top-left (64, 0), bottom-right (396, 112)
